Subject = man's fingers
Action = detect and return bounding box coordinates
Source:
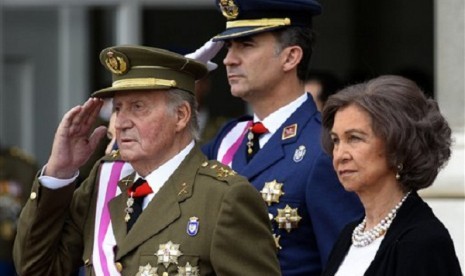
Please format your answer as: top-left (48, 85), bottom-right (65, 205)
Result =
top-left (84, 98), bottom-right (104, 127)
top-left (88, 125), bottom-right (108, 152)
top-left (63, 98), bottom-right (103, 136)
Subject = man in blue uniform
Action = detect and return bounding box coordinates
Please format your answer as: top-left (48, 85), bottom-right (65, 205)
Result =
top-left (202, 0), bottom-right (363, 275)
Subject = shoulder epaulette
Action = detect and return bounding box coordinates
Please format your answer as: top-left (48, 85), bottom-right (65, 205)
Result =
top-left (198, 160), bottom-right (238, 181)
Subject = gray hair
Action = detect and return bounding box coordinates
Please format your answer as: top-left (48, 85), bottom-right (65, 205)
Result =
top-left (321, 75), bottom-right (452, 191)
top-left (165, 89), bottom-right (200, 141)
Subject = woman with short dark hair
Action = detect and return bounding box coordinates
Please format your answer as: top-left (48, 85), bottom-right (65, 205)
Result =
top-left (321, 75), bottom-right (462, 275)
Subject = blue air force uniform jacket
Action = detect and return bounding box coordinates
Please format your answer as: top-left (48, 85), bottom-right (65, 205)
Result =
top-left (202, 96), bottom-right (363, 275)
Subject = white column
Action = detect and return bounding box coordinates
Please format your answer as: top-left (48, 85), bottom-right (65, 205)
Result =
top-left (115, 1), bottom-right (141, 45)
top-left (58, 6), bottom-right (89, 116)
top-left (435, 0), bottom-right (465, 132)
top-left (424, 0), bottom-right (465, 197)
top-left (423, 1), bottom-right (465, 270)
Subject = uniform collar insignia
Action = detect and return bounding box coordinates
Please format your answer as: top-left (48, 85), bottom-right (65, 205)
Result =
top-left (282, 124), bottom-right (298, 140)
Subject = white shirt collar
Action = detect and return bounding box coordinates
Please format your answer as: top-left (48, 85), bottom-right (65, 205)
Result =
top-left (135, 140), bottom-right (195, 208)
top-left (254, 93), bottom-right (308, 147)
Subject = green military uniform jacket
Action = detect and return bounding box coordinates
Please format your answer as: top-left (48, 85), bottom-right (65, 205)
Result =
top-left (13, 146), bottom-right (281, 275)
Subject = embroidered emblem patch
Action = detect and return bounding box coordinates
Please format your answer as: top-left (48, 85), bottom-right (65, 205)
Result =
top-left (219, 0), bottom-right (239, 20)
top-left (104, 50), bottom-right (129, 75)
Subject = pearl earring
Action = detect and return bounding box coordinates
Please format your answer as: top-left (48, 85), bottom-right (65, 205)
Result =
top-left (396, 163), bottom-right (403, 180)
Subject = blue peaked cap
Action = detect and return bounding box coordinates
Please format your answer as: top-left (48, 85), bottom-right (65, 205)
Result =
top-left (213, 0), bottom-right (322, 41)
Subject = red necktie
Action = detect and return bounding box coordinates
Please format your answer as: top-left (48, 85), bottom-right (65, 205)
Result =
top-left (247, 122), bottom-right (268, 162)
top-left (126, 178), bottom-right (153, 231)
top-left (126, 180), bottom-right (153, 198)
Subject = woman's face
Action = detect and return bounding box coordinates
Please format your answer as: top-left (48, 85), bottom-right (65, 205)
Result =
top-left (330, 104), bottom-right (395, 194)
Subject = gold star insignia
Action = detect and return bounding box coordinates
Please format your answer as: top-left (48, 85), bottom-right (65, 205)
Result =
top-left (135, 263), bottom-right (157, 276)
top-left (178, 262), bottom-right (200, 276)
top-left (275, 205), bottom-right (302, 233)
top-left (156, 241), bottom-right (183, 268)
top-left (260, 180), bottom-right (285, 206)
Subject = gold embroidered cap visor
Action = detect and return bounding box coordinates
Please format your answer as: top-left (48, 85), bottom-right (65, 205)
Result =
top-left (213, 0), bottom-right (322, 41)
top-left (213, 18), bottom-right (295, 41)
top-left (92, 45), bottom-right (208, 98)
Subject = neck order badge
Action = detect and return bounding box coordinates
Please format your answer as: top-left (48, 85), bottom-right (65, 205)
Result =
top-left (125, 178), bottom-right (153, 231)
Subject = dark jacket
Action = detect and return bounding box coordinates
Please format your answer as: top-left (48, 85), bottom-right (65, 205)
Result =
top-left (322, 192), bottom-right (463, 276)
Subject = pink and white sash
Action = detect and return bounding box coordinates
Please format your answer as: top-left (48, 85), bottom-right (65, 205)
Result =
top-left (216, 121), bottom-right (252, 167)
top-left (92, 161), bottom-right (133, 276)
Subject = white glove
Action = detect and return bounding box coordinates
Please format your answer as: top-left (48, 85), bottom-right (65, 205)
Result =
top-left (185, 39), bottom-right (224, 72)
top-left (99, 98), bottom-right (113, 121)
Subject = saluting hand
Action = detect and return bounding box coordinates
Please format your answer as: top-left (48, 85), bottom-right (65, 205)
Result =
top-left (45, 98), bottom-right (107, 179)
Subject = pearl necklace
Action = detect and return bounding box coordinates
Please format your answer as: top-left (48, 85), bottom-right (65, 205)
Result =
top-left (352, 191), bottom-right (411, 247)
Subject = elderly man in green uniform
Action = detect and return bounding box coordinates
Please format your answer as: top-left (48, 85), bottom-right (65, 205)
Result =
top-left (13, 46), bottom-right (280, 276)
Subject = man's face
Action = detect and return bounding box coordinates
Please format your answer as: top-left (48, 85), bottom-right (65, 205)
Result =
top-left (113, 90), bottom-right (179, 172)
top-left (223, 32), bottom-right (285, 102)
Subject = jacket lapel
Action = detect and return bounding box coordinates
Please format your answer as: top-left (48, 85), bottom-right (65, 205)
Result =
top-left (111, 146), bottom-right (205, 258)
top-left (109, 172), bottom-right (136, 248)
top-left (238, 97), bottom-right (318, 180)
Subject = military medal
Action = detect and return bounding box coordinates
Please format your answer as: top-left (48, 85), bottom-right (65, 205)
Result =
top-left (275, 205), bottom-right (302, 233)
top-left (156, 241), bottom-right (183, 268)
top-left (187, 217), bottom-right (199, 236)
top-left (178, 262), bottom-right (200, 276)
top-left (260, 180), bottom-right (285, 206)
top-left (247, 131), bottom-right (254, 154)
top-left (135, 263), bottom-right (158, 276)
top-left (124, 195), bottom-right (135, 222)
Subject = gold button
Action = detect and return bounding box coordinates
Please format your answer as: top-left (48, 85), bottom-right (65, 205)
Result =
top-left (84, 259), bottom-right (90, 265)
top-left (115, 262), bottom-right (123, 272)
top-left (201, 161), bottom-right (208, 167)
top-left (30, 192), bottom-right (37, 200)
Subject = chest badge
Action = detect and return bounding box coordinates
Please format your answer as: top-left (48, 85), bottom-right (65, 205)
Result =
top-left (156, 241), bottom-right (183, 268)
top-left (187, 217), bottom-right (199, 236)
top-left (275, 205), bottom-right (302, 233)
top-left (260, 180), bottom-right (285, 206)
top-left (293, 145), bottom-right (306, 163)
top-left (136, 263), bottom-right (158, 276)
top-left (178, 262), bottom-right (200, 276)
